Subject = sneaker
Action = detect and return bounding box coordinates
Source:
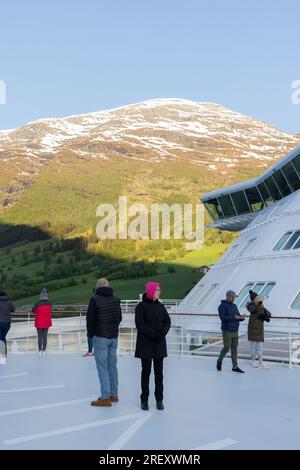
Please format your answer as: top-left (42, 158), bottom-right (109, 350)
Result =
top-left (38, 351), bottom-right (42, 357)
top-left (216, 359), bottom-right (222, 371)
top-left (91, 397), bottom-right (112, 407)
top-left (141, 400), bottom-right (149, 411)
top-left (156, 401), bottom-right (164, 411)
top-left (232, 366), bottom-right (245, 373)
top-left (82, 352), bottom-right (93, 357)
top-left (252, 361), bottom-right (259, 368)
top-left (258, 362), bottom-right (269, 369)
top-left (42, 351), bottom-right (46, 357)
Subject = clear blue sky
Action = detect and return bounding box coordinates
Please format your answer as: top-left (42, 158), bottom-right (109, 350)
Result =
top-left (0, 0), bottom-right (299, 132)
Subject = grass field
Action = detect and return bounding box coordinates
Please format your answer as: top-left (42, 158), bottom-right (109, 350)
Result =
top-left (10, 243), bottom-right (227, 307)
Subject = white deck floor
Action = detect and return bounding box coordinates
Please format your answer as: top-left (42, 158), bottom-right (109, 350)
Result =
top-left (0, 354), bottom-right (300, 450)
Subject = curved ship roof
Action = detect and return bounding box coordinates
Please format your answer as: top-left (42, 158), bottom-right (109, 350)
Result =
top-left (201, 144), bottom-right (300, 231)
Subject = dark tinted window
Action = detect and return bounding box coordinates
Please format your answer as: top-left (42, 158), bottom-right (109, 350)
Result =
top-left (205, 199), bottom-right (223, 220)
top-left (245, 187), bottom-right (263, 212)
top-left (281, 162), bottom-right (300, 191)
top-left (292, 154), bottom-right (300, 176)
top-left (282, 231), bottom-right (300, 250)
top-left (218, 195), bottom-right (236, 218)
top-left (257, 182), bottom-right (273, 206)
top-left (293, 236), bottom-right (300, 249)
top-left (273, 169), bottom-right (292, 197)
top-left (264, 176), bottom-right (282, 201)
top-left (231, 191), bottom-right (249, 215)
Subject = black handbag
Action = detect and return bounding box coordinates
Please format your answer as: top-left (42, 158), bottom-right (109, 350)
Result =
top-left (258, 307), bottom-right (271, 322)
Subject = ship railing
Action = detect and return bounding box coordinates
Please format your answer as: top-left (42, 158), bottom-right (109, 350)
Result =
top-left (12, 299), bottom-right (181, 321)
top-left (5, 312), bottom-right (300, 369)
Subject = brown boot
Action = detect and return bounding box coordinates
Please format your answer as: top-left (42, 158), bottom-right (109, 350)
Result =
top-left (110, 395), bottom-right (119, 403)
top-left (91, 397), bottom-right (112, 407)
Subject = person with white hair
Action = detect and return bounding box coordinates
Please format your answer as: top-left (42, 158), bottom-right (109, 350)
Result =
top-left (87, 278), bottom-right (122, 407)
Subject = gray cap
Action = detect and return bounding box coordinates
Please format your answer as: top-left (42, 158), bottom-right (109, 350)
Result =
top-left (226, 290), bottom-right (237, 298)
top-left (40, 288), bottom-right (48, 300)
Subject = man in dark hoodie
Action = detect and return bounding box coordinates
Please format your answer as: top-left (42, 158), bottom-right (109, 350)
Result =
top-left (87, 278), bottom-right (122, 407)
top-left (0, 291), bottom-right (15, 356)
top-left (216, 290), bottom-right (245, 373)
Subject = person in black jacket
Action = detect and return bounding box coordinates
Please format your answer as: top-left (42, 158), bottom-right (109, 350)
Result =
top-left (135, 281), bottom-right (171, 411)
top-left (0, 291), bottom-right (15, 356)
top-left (86, 278), bottom-right (122, 407)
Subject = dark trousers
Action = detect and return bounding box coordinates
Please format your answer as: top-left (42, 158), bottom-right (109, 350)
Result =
top-left (37, 328), bottom-right (49, 351)
top-left (218, 330), bottom-right (239, 368)
top-left (0, 322), bottom-right (11, 354)
top-left (141, 358), bottom-right (164, 402)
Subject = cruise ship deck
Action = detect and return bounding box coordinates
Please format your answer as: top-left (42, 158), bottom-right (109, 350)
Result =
top-left (1, 354), bottom-right (300, 450)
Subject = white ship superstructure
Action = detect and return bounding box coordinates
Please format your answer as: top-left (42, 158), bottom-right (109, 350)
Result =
top-left (177, 145), bottom-right (300, 318)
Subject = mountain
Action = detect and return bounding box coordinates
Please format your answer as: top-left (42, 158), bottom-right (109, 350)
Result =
top-left (0, 98), bottom-right (299, 235)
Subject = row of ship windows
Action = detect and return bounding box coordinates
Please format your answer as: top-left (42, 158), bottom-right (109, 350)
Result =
top-left (222, 230), bottom-right (300, 263)
top-left (184, 281), bottom-right (300, 310)
top-left (204, 153), bottom-right (300, 221)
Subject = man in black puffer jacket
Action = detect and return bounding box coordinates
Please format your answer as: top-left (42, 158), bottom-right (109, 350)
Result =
top-left (87, 278), bottom-right (122, 407)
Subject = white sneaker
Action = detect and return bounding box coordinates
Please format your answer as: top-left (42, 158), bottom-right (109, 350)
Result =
top-left (259, 362), bottom-right (269, 369)
top-left (252, 361), bottom-right (259, 368)
top-left (42, 351), bottom-right (46, 357)
top-left (38, 351), bottom-right (42, 357)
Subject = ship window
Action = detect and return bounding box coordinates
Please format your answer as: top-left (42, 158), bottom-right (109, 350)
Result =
top-left (273, 169), bottom-right (292, 197)
top-left (291, 291), bottom-right (300, 310)
top-left (257, 182), bottom-right (273, 206)
top-left (231, 191), bottom-right (250, 215)
top-left (293, 237), bottom-right (300, 250)
top-left (282, 231), bottom-right (300, 250)
top-left (259, 282), bottom-right (276, 298)
top-left (236, 281), bottom-right (276, 307)
top-left (222, 243), bottom-right (239, 262)
top-left (273, 232), bottom-right (293, 251)
top-left (205, 199), bottom-right (223, 220)
top-left (292, 154), bottom-right (300, 177)
top-left (183, 284), bottom-right (205, 304)
top-left (281, 162), bottom-right (300, 191)
top-left (218, 195), bottom-right (236, 218)
top-left (195, 283), bottom-right (219, 306)
top-left (245, 187), bottom-right (264, 212)
top-left (264, 176), bottom-right (282, 201)
top-left (236, 238), bottom-right (256, 259)
top-left (273, 230), bottom-right (300, 251)
top-left (235, 283), bottom-right (254, 307)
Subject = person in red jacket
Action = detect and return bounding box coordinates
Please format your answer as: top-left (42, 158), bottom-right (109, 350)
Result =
top-left (32, 288), bottom-right (52, 356)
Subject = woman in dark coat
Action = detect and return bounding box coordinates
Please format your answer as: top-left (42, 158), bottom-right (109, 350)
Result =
top-left (135, 282), bottom-right (171, 411)
top-left (247, 290), bottom-right (271, 369)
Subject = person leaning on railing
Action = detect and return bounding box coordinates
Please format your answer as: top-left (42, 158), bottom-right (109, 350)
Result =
top-left (0, 291), bottom-right (16, 357)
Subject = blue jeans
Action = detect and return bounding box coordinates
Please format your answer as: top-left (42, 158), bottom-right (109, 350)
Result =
top-left (93, 336), bottom-right (118, 399)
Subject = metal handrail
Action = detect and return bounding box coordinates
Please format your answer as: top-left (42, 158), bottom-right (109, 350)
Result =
top-left (6, 311), bottom-right (300, 369)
